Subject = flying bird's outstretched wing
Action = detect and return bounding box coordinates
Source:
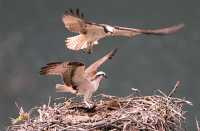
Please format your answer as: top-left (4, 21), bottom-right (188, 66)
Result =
top-left (62, 8), bottom-right (87, 34)
top-left (112, 24), bottom-right (184, 37)
top-left (63, 9), bottom-right (106, 52)
top-left (62, 8), bottom-right (184, 53)
top-left (40, 61), bottom-right (86, 87)
top-left (85, 48), bottom-right (118, 78)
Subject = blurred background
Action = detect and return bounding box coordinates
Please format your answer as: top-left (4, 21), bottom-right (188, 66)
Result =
top-left (0, 0), bottom-right (199, 130)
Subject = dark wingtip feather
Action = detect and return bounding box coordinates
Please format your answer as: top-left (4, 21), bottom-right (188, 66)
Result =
top-left (68, 61), bottom-right (84, 66)
top-left (40, 62), bottom-right (62, 75)
top-left (64, 10), bottom-right (68, 15)
top-left (47, 62), bottom-right (62, 66)
top-left (40, 67), bottom-right (48, 75)
top-left (76, 8), bottom-right (80, 16)
top-left (81, 13), bottom-right (84, 18)
top-left (69, 8), bottom-right (73, 14)
top-left (40, 71), bottom-right (45, 75)
top-left (64, 8), bottom-right (84, 19)
top-left (40, 66), bottom-right (51, 75)
top-left (109, 48), bottom-right (118, 59)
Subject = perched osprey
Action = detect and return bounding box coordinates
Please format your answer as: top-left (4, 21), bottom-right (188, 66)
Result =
top-left (62, 9), bottom-right (184, 53)
top-left (40, 49), bottom-right (117, 108)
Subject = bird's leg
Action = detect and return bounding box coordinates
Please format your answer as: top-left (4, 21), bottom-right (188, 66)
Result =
top-left (83, 42), bottom-right (93, 54)
top-left (84, 99), bottom-right (92, 108)
top-left (83, 94), bottom-right (94, 108)
top-left (88, 42), bottom-right (93, 54)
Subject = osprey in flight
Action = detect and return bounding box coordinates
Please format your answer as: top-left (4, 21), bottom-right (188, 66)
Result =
top-left (62, 9), bottom-right (184, 53)
top-left (40, 49), bottom-right (117, 108)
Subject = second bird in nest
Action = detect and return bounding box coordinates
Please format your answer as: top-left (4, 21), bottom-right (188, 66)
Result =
top-left (40, 49), bottom-right (117, 108)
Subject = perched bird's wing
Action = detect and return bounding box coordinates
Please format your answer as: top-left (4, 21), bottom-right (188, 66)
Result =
top-left (40, 62), bottom-right (67, 76)
top-left (112, 24), bottom-right (184, 37)
top-left (85, 48), bottom-right (117, 78)
top-left (40, 61), bottom-right (86, 87)
top-left (62, 62), bottom-right (86, 86)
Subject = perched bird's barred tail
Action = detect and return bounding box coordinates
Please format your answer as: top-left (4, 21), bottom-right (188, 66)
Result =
top-left (40, 62), bottom-right (62, 75)
top-left (56, 84), bottom-right (77, 94)
top-left (56, 84), bottom-right (68, 92)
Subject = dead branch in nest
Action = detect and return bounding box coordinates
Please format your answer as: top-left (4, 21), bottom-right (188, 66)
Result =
top-left (7, 83), bottom-right (192, 131)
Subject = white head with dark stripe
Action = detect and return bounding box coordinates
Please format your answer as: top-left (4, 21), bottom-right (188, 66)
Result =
top-left (95, 71), bottom-right (107, 79)
top-left (91, 71), bottom-right (107, 91)
top-left (102, 25), bottom-right (114, 34)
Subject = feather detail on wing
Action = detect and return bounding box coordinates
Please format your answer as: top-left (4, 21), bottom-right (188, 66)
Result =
top-left (85, 48), bottom-right (117, 77)
top-left (65, 34), bottom-right (89, 51)
top-left (63, 9), bottom-right (110, 52)
top-left (40, 62), bottom-right (65, 75)
top-left (112, 27), bottom-right (141, 37)
top-left (112, 23), bottom-right (184, 37)
top-left (62, 62), bottom-right (86, 86)
top-left (62, 8), bottom-right (87, 34)
top-left (40, 61), bottom-right (86, 87)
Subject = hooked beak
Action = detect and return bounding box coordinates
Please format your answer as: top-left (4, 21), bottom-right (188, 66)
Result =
top-left (103, 75), bottom-right (108, 79)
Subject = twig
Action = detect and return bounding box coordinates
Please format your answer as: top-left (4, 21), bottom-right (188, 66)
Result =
top-left (196, 118), bottom-right (200, 131)
top-left (168, 80), bottom-right (181, 97)
top-left (155, 89), bottom-right (168, 97)
top-left (48, 96), bottom-right (51, 107)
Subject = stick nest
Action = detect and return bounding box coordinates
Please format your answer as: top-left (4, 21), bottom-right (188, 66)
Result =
top-left (7, 92), bottom-right (191, 131)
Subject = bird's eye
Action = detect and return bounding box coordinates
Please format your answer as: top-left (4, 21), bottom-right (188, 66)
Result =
top-left (96, 75), bottom-right (101, 77)
top-left (105, 26), bottom-right (114, 33)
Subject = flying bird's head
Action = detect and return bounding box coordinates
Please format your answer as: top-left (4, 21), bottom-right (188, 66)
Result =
top-left (103, 25), bottom-right (114, 34)
top-left (95, 71), bottom-right (107, 79)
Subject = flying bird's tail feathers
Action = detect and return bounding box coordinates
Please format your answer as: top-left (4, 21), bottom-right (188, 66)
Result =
top-left (56, 84), bottom-right (77, 94)
top-left (65, 35), bottom-right (89, 51)
top-left (40, 62), bottom-right (62, 75)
